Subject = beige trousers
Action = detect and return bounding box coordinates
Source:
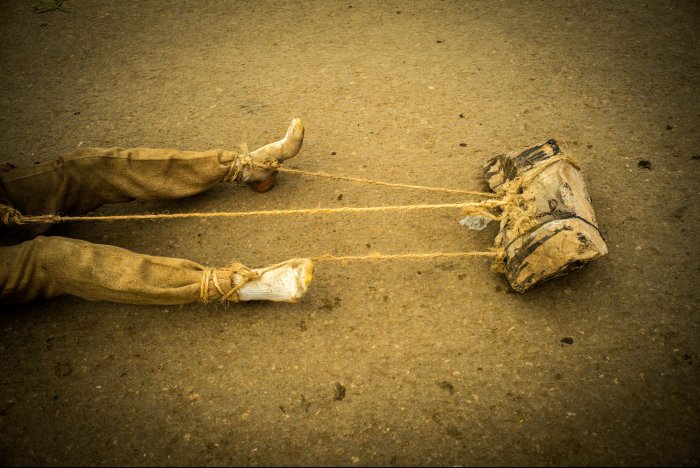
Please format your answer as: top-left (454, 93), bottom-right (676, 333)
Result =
top-left (0, 147), bottom-right (248, 304)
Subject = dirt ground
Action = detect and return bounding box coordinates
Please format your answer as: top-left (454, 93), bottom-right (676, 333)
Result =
top-left (1, 0), bottom-right (698, 466)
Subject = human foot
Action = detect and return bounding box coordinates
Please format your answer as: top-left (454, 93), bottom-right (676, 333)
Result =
top-left (237, 258), bottom-right (313, 302)
top-left (203, 258), bottom-right (314, 303)
top-left (226, 118), bottom-right (304, 185)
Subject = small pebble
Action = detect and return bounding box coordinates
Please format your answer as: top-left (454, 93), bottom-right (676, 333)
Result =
top-left (334, 382), bottom-right (346, 401)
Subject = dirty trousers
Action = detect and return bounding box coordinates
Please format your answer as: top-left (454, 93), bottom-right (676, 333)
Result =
top-left (0, 147), bottom-right (249, 304)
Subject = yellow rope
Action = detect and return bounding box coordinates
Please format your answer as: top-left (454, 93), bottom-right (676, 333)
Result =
top-left (312, 250), bottom-right (500, 262)
top-left (0, 201), bottom-right (499, 224)
top-left (275, 167), bottom-right (495, 197)
top-left (223, 143), bottom-right (253, 183)
top-left (200, 261), bottom-right (262, 303)
top-left (225, 153), bottom-right (493, 197)
top-left (200, 250), bottom-right (505, 303)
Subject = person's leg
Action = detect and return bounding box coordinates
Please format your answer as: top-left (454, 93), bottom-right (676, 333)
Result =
top-left (0, 236), bottom-right (313, 305)
top-left (0, 119), bottom-right (304, 217)
top-left (0, 119), bottom-right (313, 305)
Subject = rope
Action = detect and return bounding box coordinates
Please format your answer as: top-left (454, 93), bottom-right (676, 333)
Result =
top-left (312, 250), bottom-right (501, 262)
top-left (223, 143), bottom-right (252, 183)
top-left (200, 261), bottom-right (261, 303)
top-left (274, 167), bottom-right (495, 197)
top-left (0, 204), bottom-right (23, 225)
top-left (0, 204), bottom-right (57, 225)
top-left (225, 155), bottom-right (494, 196)
top-left (0, 201), bottom-right (500, 225)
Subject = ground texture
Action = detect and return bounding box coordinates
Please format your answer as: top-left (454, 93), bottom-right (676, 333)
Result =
top-left (0, 0), bottom-right (698, 466)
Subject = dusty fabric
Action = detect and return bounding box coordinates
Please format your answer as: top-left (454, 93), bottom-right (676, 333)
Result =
top-left (0, 236), bottom-right (247, 304)
top-left (0, 147), bottom-right (255, 304)
top-left (0, 147), bottom-right (238, 244)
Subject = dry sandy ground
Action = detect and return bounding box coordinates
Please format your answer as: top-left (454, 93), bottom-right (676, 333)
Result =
top-left (1, 0), bottom-right (699, 466)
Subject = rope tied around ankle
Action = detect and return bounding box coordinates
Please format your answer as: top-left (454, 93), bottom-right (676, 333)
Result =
top-left (223, 143), bottom-right (281, 184)
top-left (199, 259), bottom-right (308, 303)
top-left (199, 261), bottom-right (262, 303)
top-left (223, 144), bottom-right (251, 183)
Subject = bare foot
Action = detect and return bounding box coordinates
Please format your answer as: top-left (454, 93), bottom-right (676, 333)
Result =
top-left (238, 118), bottom-right (304, 183)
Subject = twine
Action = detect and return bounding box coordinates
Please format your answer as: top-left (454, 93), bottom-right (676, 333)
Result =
top-left (312, 250), bottom-right (500, 262)
top-left (0, 201), bottom-right (495, 224)
top-left (223, 143), bottom-right (253, 183)
top-left (459, 153), bottom-right (580, 238)
top-left (274, 166), bottom-right (494, 197)
top-left (200, 261), bottom-right (261, 303)
top-left (0, 204), bottom-right (57, 225)
top-left (1, 204), bottom-right (23, 225)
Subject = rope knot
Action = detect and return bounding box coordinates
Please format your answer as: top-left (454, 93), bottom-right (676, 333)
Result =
top-left (223, 143), bottom-right (282, 183)
top-left (1, 204), bottom-right (25, 225)
top-left (483, 151), bottom-right (581, 273)
top-left (199, 261), bottom-right (261, 303)
top-left (489, 247), bottom-right (508, 273)
top-left (255, 159), bottom-right (280, 171)
top-left (223, 143), bottom-right (253, 183)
